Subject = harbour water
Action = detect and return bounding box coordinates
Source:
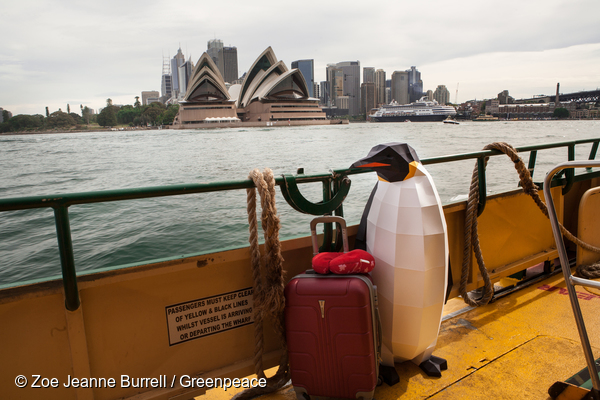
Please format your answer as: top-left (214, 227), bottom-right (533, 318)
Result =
top-left (1, 120), bottom-right (599, 287)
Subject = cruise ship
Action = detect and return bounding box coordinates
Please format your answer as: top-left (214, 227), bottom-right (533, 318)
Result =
top-left (370, 97), bottom-right (457, 122)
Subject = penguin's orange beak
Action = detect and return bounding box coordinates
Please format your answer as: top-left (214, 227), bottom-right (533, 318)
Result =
top-left (353, 162), bottom-right (391, 169)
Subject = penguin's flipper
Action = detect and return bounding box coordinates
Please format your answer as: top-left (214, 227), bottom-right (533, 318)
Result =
top-left (355, 182), bottom-right (378, 251)
top-left (418, 355), bottom-right (448, 378)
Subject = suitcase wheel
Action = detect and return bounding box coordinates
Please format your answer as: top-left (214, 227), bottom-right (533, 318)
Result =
top-left (295, 392), bottom-right (310, 400)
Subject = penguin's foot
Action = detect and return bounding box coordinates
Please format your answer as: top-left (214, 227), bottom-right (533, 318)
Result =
top-left (418, 355), bottom-right (448, 377)
top-left (379, 364), bottom-right (400, 386)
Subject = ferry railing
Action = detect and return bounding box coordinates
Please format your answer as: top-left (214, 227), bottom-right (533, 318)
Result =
top-left (544, 160), bottom-right (600, 398)
top-left (0, 138), bottom-right (599, 311)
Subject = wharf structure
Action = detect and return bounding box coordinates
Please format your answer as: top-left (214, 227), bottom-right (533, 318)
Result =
top-left (171, 48), bottom-right (333, 129)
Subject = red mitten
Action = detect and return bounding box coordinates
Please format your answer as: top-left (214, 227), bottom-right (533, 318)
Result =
top-left (330, 250), bottom-right (375, 274)
top-left (311, 252), bottom-right (340, 274)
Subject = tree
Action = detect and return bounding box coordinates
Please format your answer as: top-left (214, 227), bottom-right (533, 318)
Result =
top-left (45, 107), bottom-right (49, 117)
top-left (5, 114), bottom-right (44, 131)
top-left (82, 106), bottom-right (92, 124)
top-left (553, 107), bottom-right (570, 119)
top-left (97, 100), bottom-right (118, 127)
top-left (142, 102), bottom-right (166, 125)
top-left (69, 112), bottom-right (83, 124)
top-left (46, 111), bottom-right (76, 129)
top-left (134, 96), bottom-right (141, 108)
top-left (160, 104), bottom-right (179, 125)
top-left (117, 105), bottom-right (141, 125)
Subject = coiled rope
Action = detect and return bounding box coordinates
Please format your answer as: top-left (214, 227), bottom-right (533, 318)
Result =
top-left (461, 142), bottom-right (600, 307)
top-left (232, 168), bottom-right (290, 400)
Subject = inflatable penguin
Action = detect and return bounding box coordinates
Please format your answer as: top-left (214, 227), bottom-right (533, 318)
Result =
top-left (352, 143), bottom-right (449, 377)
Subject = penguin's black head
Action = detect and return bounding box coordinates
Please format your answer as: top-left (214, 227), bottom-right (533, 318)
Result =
top-left (351, 143), bottom-right (421, 182)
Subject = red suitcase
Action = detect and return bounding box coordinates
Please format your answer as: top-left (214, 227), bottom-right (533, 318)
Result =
top-left (285, 216), bottom-right (380, 400)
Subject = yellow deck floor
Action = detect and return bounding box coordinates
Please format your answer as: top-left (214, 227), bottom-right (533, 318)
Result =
top-left (200, 270), bottom-right (600, 400)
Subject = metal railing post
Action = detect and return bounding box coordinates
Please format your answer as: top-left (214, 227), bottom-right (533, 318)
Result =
top-left (563, 144), bottom-right (576, 195)
top-left (587, 141), bottom-right (599, 172)
top-left (53, 205), bottom-right (80, 311)
top-left (477, 156), bottom-right (487, 216)
top-left (544, 161), bottom-right (600, 397)
top-left (528, 150), bottom-right (538, 180)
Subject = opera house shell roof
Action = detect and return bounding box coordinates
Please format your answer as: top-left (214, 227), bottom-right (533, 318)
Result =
top-left (173, 47), bottom-right (326, 127)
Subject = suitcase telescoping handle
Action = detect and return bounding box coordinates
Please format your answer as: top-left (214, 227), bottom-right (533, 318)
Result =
top-left (310, 216), bottom-right (349, 256)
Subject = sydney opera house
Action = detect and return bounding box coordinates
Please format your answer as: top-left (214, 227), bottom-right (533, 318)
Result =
top-left (171, 47), bottom-right (335, 128)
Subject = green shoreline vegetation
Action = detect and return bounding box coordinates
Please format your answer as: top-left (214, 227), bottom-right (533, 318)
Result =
top-left (1, 98), bottom-right (179, 134)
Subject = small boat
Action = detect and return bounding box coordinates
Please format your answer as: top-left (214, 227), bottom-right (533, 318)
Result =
top-left (474, 114), bottom-right (499, 121)
top-left (443, 117), bottom-right (460, 124)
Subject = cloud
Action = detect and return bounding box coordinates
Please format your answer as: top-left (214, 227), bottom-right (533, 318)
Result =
top-left (1, 0), bottom-right (599, 115)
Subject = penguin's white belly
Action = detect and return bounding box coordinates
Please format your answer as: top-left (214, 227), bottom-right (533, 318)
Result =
top-left (367, 171), bottom-right (448, 364)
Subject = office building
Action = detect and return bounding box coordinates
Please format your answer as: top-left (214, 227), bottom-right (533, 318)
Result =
top-left (433, 85), bottom-right (450, 105)
top-left (407, 66), bottom-right (423, 102)
top-left (207, 39), bottom-right (239, 83)
top-left (142, 91), bottom-right (160, 105)
top-left (178, 59), bottom-right (194, 99)
top-left (498, 90), bottom-right (515, 104)
top-left (160, 56), bottom-right (172, 102)
top-left (320, 81), bottom-right (329, 106)
top-left (207, 39), bottom-right (224, 78)
top-left (292, 59), bottom-right (315, 98)
top-left (161, 75), bottom-right (172, 101)
top-left (336, 61), bottom-right (361, 116)
top-left (363, 67), bottom-right (375, 84)
top-left (361, 82), bottom-right (376, 116)
top-left (375, 69), bottom-right (386, 106)
top-left (171, 47), bottom-right (185, 98)
top-left (326, 65), bottom-right (344, 107)
top-left (222, 46), bottom-right (238, 83)
top-left (391, 71), bottom-right (409, 104)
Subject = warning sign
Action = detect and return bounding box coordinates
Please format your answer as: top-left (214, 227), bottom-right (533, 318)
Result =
top-left (166, 287), bottom-right (254, 345)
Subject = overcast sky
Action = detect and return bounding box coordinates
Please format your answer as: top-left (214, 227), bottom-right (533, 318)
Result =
top-left (1, 0), bottom-right (599, 115)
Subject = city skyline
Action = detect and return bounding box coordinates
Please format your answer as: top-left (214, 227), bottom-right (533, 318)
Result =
top-left (1, 0), bottom-right (599, 116)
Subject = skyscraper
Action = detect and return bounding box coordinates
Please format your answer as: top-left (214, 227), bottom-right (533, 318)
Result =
top-left (326, 64), bottom-right (343, 107)
top-left (178, 58), bottom-right (194, 99)
top-left (171, 47), bottom-right (185, 98)
top-left (375, 69), bottom-right (386, 106)
top-left (160, 56), bottom-right (172, 102)
top-left (363, 67), bottom-right (375, 84)
top-left (433, 85), bottom-right (450, 105)
top-left (313, 83), bottom-right (320, 100)
top-left (336, 61), bottom-right (361, 116)
top-left (207, 40), bottom-right (238, 83)
top-left (207, 39), bottom-right (225, 79)
top-left (407, 66), bottom-right (423, 103)
top-left (320, 81), bottom-right (329, 106)
top-left (391, 71), bottom-right (409, 104)
top-left (292, 60), bottom-right (315, 98)
top-left (222, 46), bottom-right (238, 83)
top-left (361, 82), bottom-right (376, 116)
